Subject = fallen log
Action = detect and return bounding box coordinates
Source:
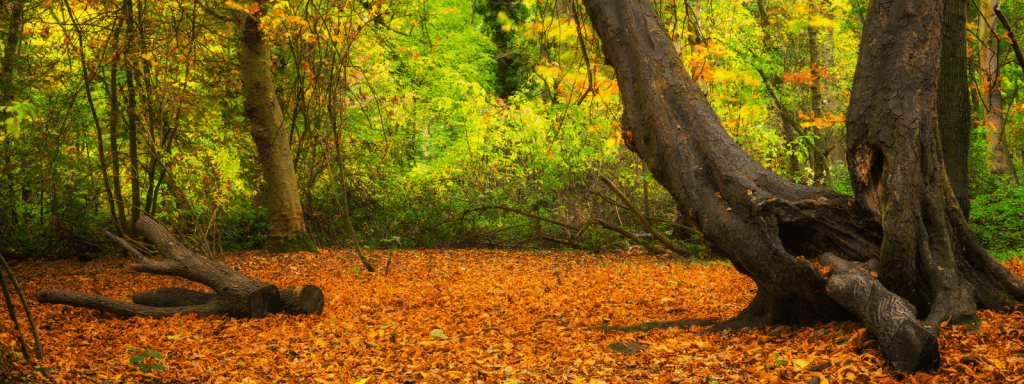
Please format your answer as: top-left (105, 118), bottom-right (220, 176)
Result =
top-left (37, 216), bottom-right (324, 318)
top-left (820, 253), bottom-right (939, 372)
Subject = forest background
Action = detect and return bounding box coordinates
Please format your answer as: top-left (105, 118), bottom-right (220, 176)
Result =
top-left (2, 0), bottom-right (1024, 260)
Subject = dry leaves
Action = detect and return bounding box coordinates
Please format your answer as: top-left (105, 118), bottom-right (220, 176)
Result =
top-left (2, 250), bottom-right (1023, 383)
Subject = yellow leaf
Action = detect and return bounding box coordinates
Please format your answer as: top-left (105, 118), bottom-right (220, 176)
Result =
top-left (808, 15), bottom-right (838, 29)
top-left (354, 379), bottom-right (370, 384)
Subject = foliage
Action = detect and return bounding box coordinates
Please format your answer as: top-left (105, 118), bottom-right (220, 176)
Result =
top-left (4, 249), bottom-right (1024, 381)
top-left (0, 0), bottom-right (1021, 259)
top-left (126, 347), bottom-right (165, 373)
top-left (971, 182), bottom-right (1024, 259)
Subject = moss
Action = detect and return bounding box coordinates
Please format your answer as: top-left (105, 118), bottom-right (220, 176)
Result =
top-left (265, 233), bottom-right (318, 254)
top-left (616, 321), bottom-right (661, 333)
top-left (607, 340), bottom-right (645, 355)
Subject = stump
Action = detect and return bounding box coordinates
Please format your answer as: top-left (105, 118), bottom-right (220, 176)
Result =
top-left (37, 216), bottom-right (324, 318)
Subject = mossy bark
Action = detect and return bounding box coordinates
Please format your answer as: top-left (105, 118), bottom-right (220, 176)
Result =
top-left (265, 232), bottom-right (318, 254)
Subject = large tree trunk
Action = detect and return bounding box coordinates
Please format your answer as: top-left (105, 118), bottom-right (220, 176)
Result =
top-left (845, 0), bottom-right (1024, 326)
top-left (938, 0), bottom-right (973, 217)
top-left (980, 0), bottom-right (1018, 180)
top-left (582, 0), bottom-right (1024, 372)
top-left (37, 216), bottom-right (324, 318)
top-left (238, 3), bottom-right (317, 253)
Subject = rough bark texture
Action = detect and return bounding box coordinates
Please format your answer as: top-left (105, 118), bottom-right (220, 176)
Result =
top-left (980, 0), bottom-right (1017, 180)
top-left (583, 0), bottom-right (1024, 372)
top-left (820, 253), bottom-right (939, 372)
top-left (846, 0), bottom-right (1024, 327)
top-left (37, 216), bottom-right (324, 318)
top-left (938, 0), bottom-right (973, 218)
top-left (581, 0), bottom-right (879, 329)
top-left (239, 5), bottom-right (316, 253)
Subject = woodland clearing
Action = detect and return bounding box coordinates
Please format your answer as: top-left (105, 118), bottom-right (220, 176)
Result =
top-left (2, 249), bottom-right (1023, 383)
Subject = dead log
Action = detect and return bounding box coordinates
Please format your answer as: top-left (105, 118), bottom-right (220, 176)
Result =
top-left (820, 253), bottom-right (939, 372)
top-left (37, 216), bottom-right (324, 318)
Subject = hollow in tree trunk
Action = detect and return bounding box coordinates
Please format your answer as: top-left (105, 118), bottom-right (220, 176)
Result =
top-left (581, 0), bottom-right (1024, 372)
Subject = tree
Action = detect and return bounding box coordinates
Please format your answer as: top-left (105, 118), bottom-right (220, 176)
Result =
top-left (37, 216), bottom-right (324, 318)
top-left (237, 3), bottom-right (317, 253)
top-left (581, 0), bottom-right (1024, 372)
top-left (980, 0), bottom-right (1018, 181)
top-left (938, 0), bottom-right (973, 217)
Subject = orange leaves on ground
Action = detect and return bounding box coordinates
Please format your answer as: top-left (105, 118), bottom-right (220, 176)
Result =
top-left (3, 251), bottom-right (1024, 382)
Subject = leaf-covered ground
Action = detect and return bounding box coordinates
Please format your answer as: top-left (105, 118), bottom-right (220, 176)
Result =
top-left (2, 249), bottom-right (1024, 383)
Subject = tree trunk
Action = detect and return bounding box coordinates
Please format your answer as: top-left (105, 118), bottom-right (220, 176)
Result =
top-left (238, 4), bottom-right (317, 253)
top-left (939, 0), bottom-right (973, 218)
top-left (37, 216), bottom-right (324, 318)
top-left (0, 0), bottom-right (23, 105)
top-left (980, 0), bottom-right (1018, 180)
top-left (582, 0), bottom-right (1024, 372)
top-left (125, 0), bottom-right (141, 236)
top-left (807, 23), bottom-right (829, 187)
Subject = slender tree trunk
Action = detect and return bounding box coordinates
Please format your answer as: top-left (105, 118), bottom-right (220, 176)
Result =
top-left (980, 0), bottom-right (1017, 180)
top-left (0, 0), bottom-right (22, 105)
top-left (109, 64), bottom-right (128, 236)
top-left (238, 4), bottom-right (316, 253)
top-left (808, 23), bottom-right (829, 187)
top-left (125, 0), bottom-right (141, 236)
top-left (751, 0), bottom-right (810, 181)
top-left (939, 0), bottom-right (973, 217)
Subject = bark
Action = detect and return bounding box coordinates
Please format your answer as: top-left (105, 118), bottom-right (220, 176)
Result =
top-left (583, 0), bottom-right (1024, 372)
top-left (980, 0), bottom-right (1017, 180)
top-left (819, 253), bottom-right (939, 372)
top-left (938, 0), bottom-right (973, 217)
top-left (582, 0), bottom-right (878, 329)
top-left (807, 23), bottom-right (829, 187)
top-left (37, 216), bottom-right (324, 318)
top-left (0, 0), bottom-right (23, 104)
top-left (238, 4), bottom-right (316, 253)
top-left (845, 0), bottom-right (1024, 329)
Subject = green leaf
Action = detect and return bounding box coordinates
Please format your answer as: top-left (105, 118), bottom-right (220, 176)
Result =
top-left (5, 117), bottom-right (20, 138)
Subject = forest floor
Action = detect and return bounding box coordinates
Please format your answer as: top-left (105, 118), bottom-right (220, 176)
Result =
top-left (1, 248), bottom-right (1023, 383)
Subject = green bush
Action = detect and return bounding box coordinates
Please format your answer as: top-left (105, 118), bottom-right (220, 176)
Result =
top-left (970, 182), bottom-right (1024, 259)
top-left (218, 207), bottom-right (268, 251)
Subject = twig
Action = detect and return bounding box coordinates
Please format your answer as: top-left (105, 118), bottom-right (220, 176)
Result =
top-left (0, 255), bottom-right (42, 360)
top-left (384, 250), bottom-right (393, 276)
top-left (599, 176), bottom-right (691, 256)
top-left (468, 205), bottom-right (580, 231)
top-left (577, 218), bottom-right (663, 255)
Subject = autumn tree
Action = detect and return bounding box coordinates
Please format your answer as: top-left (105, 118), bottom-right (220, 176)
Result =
top-left (980, 0), bottom-right (1017, 181)
top-left (237, 1), bottom-right (317, 253)
top-left (582, 0), bottom-right (1024, 372)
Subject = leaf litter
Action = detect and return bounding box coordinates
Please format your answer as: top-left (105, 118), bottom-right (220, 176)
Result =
top-left (2, 249), bottom-right (1024, 383)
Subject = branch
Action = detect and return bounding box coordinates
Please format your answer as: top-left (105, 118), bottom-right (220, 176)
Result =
top-left (995, 5), bottom-right (1024, 71)
top-left (599, 176), bottom-right (691, 256)
top-left (578, 218), bottom-right (663, 255)
top-left (820, 253), bottom-right (939, 372)
top-left (470, 205), bottom-right (580, 231)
